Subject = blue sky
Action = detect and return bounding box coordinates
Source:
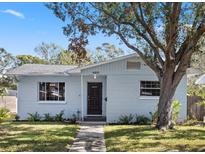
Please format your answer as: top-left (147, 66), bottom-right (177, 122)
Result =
top-left (0, 2), bottom-right (131, 56)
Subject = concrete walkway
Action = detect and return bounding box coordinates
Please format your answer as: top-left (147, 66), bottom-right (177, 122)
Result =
top-left (69, 123), bottom-right (106, 152)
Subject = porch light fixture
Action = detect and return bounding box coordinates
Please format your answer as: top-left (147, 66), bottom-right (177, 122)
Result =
top-left (93, 71), bottom-right (99, 79)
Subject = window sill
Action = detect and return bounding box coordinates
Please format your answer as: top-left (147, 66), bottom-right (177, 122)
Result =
top-left (38, 101), bottom-right (67, 104)
top-left (139, 96), bottom-right (159, 100)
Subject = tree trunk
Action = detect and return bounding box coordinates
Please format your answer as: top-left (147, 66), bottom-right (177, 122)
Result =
top-left (156, 64), bottom-right (178, 130)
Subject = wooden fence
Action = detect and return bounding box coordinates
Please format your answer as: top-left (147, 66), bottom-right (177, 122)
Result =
top-left (0, 96), bottom-right (17, 113)
top-left (187, 96), bottom-right (205, 121)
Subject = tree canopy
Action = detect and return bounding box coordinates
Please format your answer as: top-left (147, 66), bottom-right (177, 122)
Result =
top-left (92, 43), bottom-right (125, 63)
top-left (16, 55), bottom-right (47, 66)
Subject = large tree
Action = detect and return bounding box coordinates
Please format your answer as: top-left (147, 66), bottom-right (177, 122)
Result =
top-left (92, 43), bottom-right (125, 63)
top-left (56, 50), bottom-right (91, 65)
top-left (47, 2), bottom-right (205, 130)
top-left (34, 42), bottom-right (63, 64)
top-left (16, 55), bottom-right (47, 66)
top-left (0, 48), bottom-right (16, 90)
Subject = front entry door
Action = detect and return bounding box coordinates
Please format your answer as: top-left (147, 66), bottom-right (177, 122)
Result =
top-left (87, 82), bottom-right (102, 115)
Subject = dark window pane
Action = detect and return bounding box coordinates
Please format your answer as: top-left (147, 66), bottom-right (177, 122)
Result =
top-left (59, 82), bottom-right (65, 101)
top-left (39, 82), bottom-right (45, 101)
top-left (46, 82), bottom-right (58, 101)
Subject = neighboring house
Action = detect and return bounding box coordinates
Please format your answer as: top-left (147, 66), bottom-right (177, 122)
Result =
top-left (7, 53), bottom-right (187, 122)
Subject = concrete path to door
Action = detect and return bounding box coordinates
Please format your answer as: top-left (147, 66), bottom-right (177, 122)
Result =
top-left (69, 122), bottom-right (106, 152)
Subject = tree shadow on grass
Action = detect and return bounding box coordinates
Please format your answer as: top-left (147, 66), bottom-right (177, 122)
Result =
top-left (105, 125), bottom-right (205, 152)
top-left (0, 122), bottom-right (79, 152)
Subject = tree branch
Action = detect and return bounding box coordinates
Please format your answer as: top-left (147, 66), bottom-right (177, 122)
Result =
top-left (130, 2), bottom-right (165, 53)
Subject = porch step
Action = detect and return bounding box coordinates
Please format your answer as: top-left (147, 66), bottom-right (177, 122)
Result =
top-left (84, 116), bottom-right (106, 122)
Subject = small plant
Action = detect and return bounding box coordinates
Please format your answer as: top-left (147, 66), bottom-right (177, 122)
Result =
top-left (44, 113), bottom-right (54, 121)
top-left (55, 110), bottom-right (64, 122)
top-left (15, 114), bottom-right (20, 121)
top-left (0, 107), bottom-right (10, 122)
top-left (149, 111), bottom-right (158, 124)
top-left (135, 115), bottom-right (151, 125)
top-left (118, 114), bottom-right (134, 124)
top-left (171, 100), bottom-right (181, 125)
top-left (27, 112), bottom-right (41, 122)
top-left (70, 114), bottom-right (77, 124)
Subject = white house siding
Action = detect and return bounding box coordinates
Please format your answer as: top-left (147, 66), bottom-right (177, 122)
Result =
top-left (82, 56), bottom-right (187, 123)
top-left (17, 75), bottom-right (81, 120)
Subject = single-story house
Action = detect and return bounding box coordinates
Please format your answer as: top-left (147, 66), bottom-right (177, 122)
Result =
top-left (7, 53), bottom-right (187, 122)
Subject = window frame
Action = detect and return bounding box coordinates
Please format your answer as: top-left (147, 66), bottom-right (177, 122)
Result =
top-left (126, 60), bottom-right (141, 70)
top-left (139, 81), bottom-right (160, 99)
top-left (38, 82), bottom-right (66, 103)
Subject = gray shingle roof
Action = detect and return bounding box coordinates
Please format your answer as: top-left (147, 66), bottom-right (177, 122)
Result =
top-left (6, 64), bottom-right (79, 76)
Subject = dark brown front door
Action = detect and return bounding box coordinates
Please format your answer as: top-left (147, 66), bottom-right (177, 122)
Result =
top-left (87, 82), bottom-right (102, 115)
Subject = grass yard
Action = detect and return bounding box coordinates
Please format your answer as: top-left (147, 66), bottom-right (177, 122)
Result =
top-left (104, 125), bottom-right (205, 152)
top-left (0, 122), bottom-right (79, 152)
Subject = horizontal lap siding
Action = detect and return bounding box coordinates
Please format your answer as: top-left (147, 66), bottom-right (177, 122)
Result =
top-left (17, 76), bottom-right (81, 120)
top-left (106, 75), bottom-right (187, 123)
top-left (106, 75), bottom-right (159, 123)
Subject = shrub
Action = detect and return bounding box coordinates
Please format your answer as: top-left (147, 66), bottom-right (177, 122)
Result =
top-left (135, 115), bottom-right (151, 125)
top-left (118, 114), bottom-right (134, 124)
top-left (27, 112), bottom-right (41, 122)
top-left (55, 110), bottom-right (64, 122)
top-left (15, 114), bottom-right (20, 121)
top-left (0, 107), bottom-right (11, 122)
top-left (70, 114), bottom-right (77, 124)
top-left (43, 113), bottom-right (54, 121)
top-left (171, 100), bottom-right (181, 124)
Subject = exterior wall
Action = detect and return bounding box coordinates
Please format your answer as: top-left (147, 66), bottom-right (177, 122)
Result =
top-left (17, 75), bottom-right (81, 120)
top-left (106, 75), bottom-right (187, 123)
top-left (82, 75), bottom-right (106, 116)
top-left (17, 55), bottom-right (187, 122)
top-left (82, 56), bottom-right (187, 123)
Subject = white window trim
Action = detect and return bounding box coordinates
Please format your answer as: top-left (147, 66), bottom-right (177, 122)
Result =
top-left (139, 96), bottom-right (159, 100)
top-left (37, 82), bottom-right (66, 103)
top-left (126, 60), bottom-right (141, 71)
top-left (139, 80), bottom-right (160, 97)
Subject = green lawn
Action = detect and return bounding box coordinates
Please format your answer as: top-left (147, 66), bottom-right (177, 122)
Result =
top-left (0, 122), bottom-right (79, 152)
top-left (104, 125), bottom-right (205, 152)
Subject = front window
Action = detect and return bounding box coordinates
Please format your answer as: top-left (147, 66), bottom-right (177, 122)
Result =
top-left (140, 81), bottom-right (160, 96)
top-left (39, 82), bottom-right (65, 101)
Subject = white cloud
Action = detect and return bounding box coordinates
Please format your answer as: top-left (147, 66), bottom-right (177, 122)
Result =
top-left (1, 9), bottom-right (25, 19)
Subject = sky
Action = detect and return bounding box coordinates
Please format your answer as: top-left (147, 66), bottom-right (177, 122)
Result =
top-left (0, 2), bottom-right (131, 56)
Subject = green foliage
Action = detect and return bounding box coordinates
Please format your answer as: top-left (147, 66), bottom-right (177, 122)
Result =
top-left (55, 110), bottom-right (64, 122)
top-left (135, 115), bottom-right (151, 125)
top-left (43, 113), bottom-right (54, 121)
top-left (34, 42), bottom-right (63, 64)
top-left (0, 48), bottom-right (16, 74)
top-left (118, 114), bottom-right (134, 124)
top-left (14, 114), bottom-right (20, 121)
top-left (183, 119), bottom-right (203, 126)
top-left (0, 107), bottom-right (11, 122)
top-left (27, 112), bottom-right (41, 122)
top-left (0, 87), bottom-right (7, 97)
top-left (188, 85), bottom-right (205, 99)
top-left (69, 114), bottom-right (77, 124)
top-left (56, 50), bottom-right (91, 65)
top-left (92, 43), bottom-right (125, 63)
top-left (16, 55), bottom-right (47, 66)
top-left (171, 100), bottom-right (181, 124)
top-left (149, 111), bottom-right (158, 124)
